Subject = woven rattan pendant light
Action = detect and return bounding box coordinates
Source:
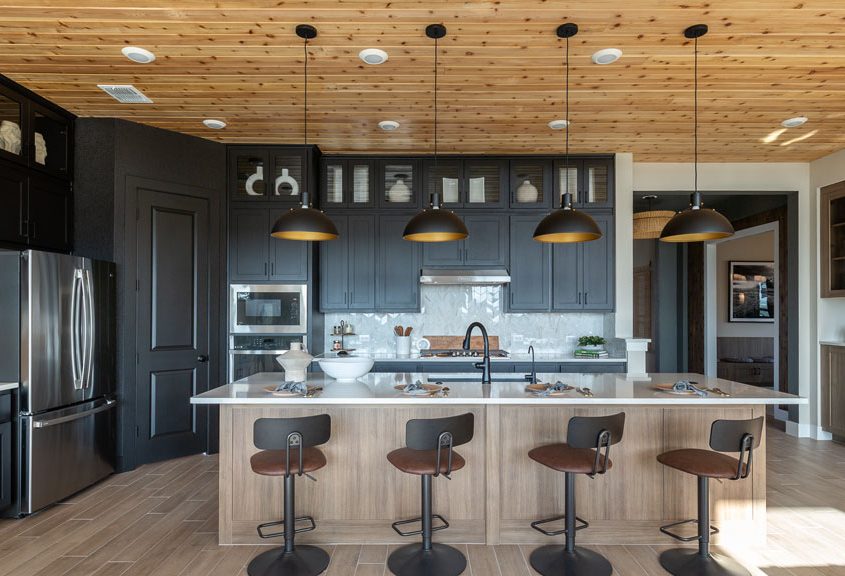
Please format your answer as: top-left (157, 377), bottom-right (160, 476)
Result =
top-left (633, 196), bottom-right (675, 239)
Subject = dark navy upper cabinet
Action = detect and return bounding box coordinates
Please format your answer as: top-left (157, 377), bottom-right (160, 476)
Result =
top-left (422, 213), bottom-right (508, 268)
top-left (422, 158), bottom-right (507, 209)
top-left (377, 214), bottom-right (421, 312)
top-left (553, 156), bottom-right (614, 209)
top-left (229, 207), bottom-right (309, 282)
top-left (509, 159), bottom-right (553, 210)
top-left (228, 145), bottom-right (314, 203)
top-left (507, 214), bottom-right (551, 311)
top-left (552, 211), bottom-right (614, 312)
top-left (377, 159), bottom-right (422, 209)
top-left (320, 158), bottom-right (375, 209)
top-left (319, 214), bottom-right (376, 312)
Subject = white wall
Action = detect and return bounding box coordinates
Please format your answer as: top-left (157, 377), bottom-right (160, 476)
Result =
top-left (629, 162), bottom-right (815, 435)
top-left (614, 153), bottom-right (634, 338)
top-left (716, 232), bottom-right (776, 338)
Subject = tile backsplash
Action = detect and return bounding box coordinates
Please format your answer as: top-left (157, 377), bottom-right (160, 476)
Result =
top-left (323, 285), bottom-right (618, 356)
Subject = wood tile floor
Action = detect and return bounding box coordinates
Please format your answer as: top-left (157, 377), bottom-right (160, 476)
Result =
top-left (0, 424), bottom-right (843, 575)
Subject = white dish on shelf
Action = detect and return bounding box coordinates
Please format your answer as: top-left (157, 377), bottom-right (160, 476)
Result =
top-left (318, 356), bottom-right (375, 381)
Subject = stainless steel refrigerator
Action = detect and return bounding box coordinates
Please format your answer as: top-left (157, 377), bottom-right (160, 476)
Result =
top-left (0, 249), bottom-right (117, 515)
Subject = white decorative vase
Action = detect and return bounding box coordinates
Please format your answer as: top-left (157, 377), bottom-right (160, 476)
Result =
top-left (516, 180), bottom-right (539, 203)
top-left (0, 120), bottom-right (22, 155)
top-left (34, 132), bottom-right (47, 165)
top-left (275, 168), bottom-right (299, 196)
top-left (388, 179), bottom-right (411, 203)
top-left (275, 342), bottom-right (312, 382)
top-left (245, 165), bottom-right (264, 196)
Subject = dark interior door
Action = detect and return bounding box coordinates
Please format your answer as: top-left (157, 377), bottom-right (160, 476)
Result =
top-left (136, 187), bottom-right (210, 464)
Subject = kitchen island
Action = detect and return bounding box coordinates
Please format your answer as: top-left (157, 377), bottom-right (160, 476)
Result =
top-left (192, 372), bottom-right (805, 547)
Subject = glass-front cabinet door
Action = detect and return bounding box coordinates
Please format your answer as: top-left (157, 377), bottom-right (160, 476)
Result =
top-left (422, 159), bottom-right (461, 208)
top-left (320, 158), bottom-right (374, 208)
top-left (230, 148), bottom-right (270, 200)
top-left (465, 160), bottom-right (506, 208)
top-left (580, 157), bottom-right (613, 208)
top-left (510, 159), bottom-right (551, 209)
top-left (378, 159), bottom-right (420, 208)
top-left (0, 85), bottom-right (25, 164)
top-left (30, 102), bottom-right (70, 176)
top-left (270, 150), bottom-right (306, 202)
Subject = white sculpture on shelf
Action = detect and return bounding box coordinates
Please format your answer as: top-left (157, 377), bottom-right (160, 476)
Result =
top-left (387, 178), bottom-right (411, 203)
top-left (516, 179), bottom-right (539, 203)
top-left (274, 168), bottom-right (299, 196)
top-left (34, 132), bottom-right (47, 165)
top-left (0, 120), bottom-right (22, 155)
top-left (245, 165), bottom-right (264, 195)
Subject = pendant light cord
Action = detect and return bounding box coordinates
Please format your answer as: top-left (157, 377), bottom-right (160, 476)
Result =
top-left (694, 34), bottom-right (698, 198)
top-left (564, 33), bottom-right (570, 208)
top-left (434, 34), bottom-right (438, 174)
top-left (304, 36), bottom-right (308, 147)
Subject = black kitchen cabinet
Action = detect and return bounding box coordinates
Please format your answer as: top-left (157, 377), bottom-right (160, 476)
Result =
top-left (422, 213), bottom-right (508, 268)
top-left (229, 207), bottom-right (309, 282)
top-left (319, 158), bottom-right (374, 209)
top-left (552, 212), bottom-right (614, 311)
top-left (0, 391), bottom-right (13, 515)
top-left (507, 214), bottom-right (551, 311)
top-left (510, 159), bottom-right (552, 209)
top-left (422, 158), bottom-right (507, 209)
top-left (228, 146), bottom-right (313, 203)
top-left (319, 214), bottom-right (376, 312)
top-left (377, 214), bottom-right (421, 311)
top-left (0, 162), bottom-right (72, 252)
top-left (553, 156), bottom-right (614, 209)
top-left (377, 159), bottom-right (422, 209)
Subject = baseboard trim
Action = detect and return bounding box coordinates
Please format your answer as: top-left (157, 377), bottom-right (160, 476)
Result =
top-left (786, 421), bottom-right (833, 440)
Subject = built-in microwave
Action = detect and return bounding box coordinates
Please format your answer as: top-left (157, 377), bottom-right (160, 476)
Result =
top-left (229, 284), bottom-right (307, 334)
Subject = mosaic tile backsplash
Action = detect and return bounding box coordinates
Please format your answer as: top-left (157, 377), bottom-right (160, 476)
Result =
top-left (324, 285), bottom-right (620, 356)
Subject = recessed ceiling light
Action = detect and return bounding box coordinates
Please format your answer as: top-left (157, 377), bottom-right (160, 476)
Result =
top-left (591, 48), bottom-right (622, 65)
top-left (359, 48), bottom-right (389, 65)
top-left (781, 117), bottom-right (808, 128)
top-left (121, 46), bottom-right (156, 64)
top-left (548, 119), bottom-right (570, 130)
top-left (378, 120), bottom-right (400, 131)
top-left (203, 119), bottom-right (227, 129)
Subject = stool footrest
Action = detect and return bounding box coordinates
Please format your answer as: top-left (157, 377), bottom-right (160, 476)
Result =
top-left (391, 514), bottom-right (449, 537)
top-left (530, 514), bottom-right (589, 537)
top-left (659, 519), bottom-right (719, 542)
top-left (257, 516), bottom-right (317, 539)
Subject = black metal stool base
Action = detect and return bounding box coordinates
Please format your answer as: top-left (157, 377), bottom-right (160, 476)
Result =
top-left (529, 545), bottom-right (612, 576)
top-left (387, 543), bottom-right (466, 576)
top-left (247, 544), bottom-right (330, 576)
top-left (659, 548), bottom-right (750, 576)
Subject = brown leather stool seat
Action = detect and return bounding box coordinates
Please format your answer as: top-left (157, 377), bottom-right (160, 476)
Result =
top-left (387, 447), bottom-right (466, 476)
top-left (250, 448), bottom-right (327, 476)
top-left (529, 443), bottom-right (612, 475)
top-left (657, 448), bottom-right (746, 479)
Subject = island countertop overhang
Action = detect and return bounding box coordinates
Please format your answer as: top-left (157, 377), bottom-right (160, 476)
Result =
top-left (191, 371), bottom-right (806, 406)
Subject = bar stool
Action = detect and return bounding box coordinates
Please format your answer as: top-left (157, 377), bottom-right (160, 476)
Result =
top-left (527, 412), bottom-right (626, 576)
top-left (247, 414), bottom-right (332, 576)
top-left (656, 416), bottom-right (763, 576)
top-left (386, 413), bottom-right (474, 576)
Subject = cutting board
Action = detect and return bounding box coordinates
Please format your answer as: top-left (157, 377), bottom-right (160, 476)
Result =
top-left (424, 335), bottom-right (500, 350)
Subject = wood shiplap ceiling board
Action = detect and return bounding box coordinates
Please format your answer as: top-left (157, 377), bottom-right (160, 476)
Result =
top-left (2, 1), bottom-right (844, 161)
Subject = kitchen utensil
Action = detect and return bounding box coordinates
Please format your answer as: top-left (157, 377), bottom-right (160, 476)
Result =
top-left (404, 326), bottom-right (412, 336)
top-left (704, 386), bottom-right (729, 397)
top-left (576, 387), bottom-right (594, 397)
top-left (305, 387), bottom-right (323, 398)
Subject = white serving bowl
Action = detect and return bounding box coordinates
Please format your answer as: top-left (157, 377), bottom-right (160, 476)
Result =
top-left (317, 356), bottom-right (374, 381)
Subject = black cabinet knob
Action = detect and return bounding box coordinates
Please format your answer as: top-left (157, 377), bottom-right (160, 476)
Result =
top-left (197, 355), bottom-right (209, 363)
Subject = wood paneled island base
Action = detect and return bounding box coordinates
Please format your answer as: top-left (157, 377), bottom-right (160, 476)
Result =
top-left (194, 373), bottom-right (807, 548)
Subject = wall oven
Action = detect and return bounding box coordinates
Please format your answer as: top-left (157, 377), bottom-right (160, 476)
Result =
top-left (229, 284), bottom-right (307, 334)
top-left (229, 335), bottom-right (307, 381)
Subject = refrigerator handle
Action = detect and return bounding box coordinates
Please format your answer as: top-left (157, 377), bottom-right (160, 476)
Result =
top-left (71, 269), bottom-right (84, 390)
top-left (82, 269), bottom-right (95, 389)
top-left (33, 398), bottom-right (117, 428)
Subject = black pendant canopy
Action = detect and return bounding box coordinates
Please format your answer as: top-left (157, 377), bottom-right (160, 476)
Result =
top-left (533, 23), bottom-right (602, 244)
top-left (660, 25), bottom-right (734, 243)
top-left (403, 24), bottom-right (469, 243)
top-left (270, 24), bottom-right (338, 242)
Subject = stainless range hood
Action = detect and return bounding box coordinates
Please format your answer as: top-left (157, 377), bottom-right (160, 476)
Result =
top-left (419, 269), bottom-right (511, 286)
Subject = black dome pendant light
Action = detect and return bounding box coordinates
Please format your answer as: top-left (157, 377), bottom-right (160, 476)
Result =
top-left (533, 23), bottom-right (602, 244)
top-left (271, 24), bottom-right (339, 241)
top-left (660, 25), bottom-right (734, 243)
top-left (403, 24), bottom-right (468, 243)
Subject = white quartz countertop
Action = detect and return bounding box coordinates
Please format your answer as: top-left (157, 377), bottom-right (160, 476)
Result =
top-left (314, 353), bottom-right (626, 363)
top-left (192, 372), bottom-right (805, 406)
top-left (0, 382), bottom-right (18, 393)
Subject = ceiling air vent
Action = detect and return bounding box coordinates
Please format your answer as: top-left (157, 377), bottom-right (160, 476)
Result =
top-left (97, 84), bottom-right (153, 103)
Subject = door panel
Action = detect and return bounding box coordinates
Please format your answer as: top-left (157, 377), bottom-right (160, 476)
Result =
top-left (348, 214), bottom-right (376, 310)
top-left (229, 208), bottom-right (269, 281)
top-left (507, 215), bottom-right (550, 311)
top-left (136, 188), bottom-right (209, 464)
top-left (270, 208), bottom-right (309, 281)
top-left (552, 243), bottom-right (581, 310)
top-left (464, 214), bottom-right (508, 267)
top-left (582, 214), bottom-right (614, 311)
top-left (0, 167), bottom-right (27, 246)
top-left (377, 215), bottom-right (421, 311)
top-left (319, 215), bottom-right (349, 311)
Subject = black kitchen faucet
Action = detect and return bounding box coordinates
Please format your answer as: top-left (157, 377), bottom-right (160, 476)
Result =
top-left (463, 322), bottom-right (491, 384)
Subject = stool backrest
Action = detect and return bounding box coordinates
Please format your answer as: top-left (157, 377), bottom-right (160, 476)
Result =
top-left (567, 412), bottom-right (626, 449)
top-left (709, 416), bottom-right (763, 480)
top-left (253, 414), bottom-right (332, 450)
top-left (406, 413), bottom-right (474, 451)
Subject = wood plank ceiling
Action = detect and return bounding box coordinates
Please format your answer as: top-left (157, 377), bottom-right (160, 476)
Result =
top-left (1, 1), bottom-right (844, 161)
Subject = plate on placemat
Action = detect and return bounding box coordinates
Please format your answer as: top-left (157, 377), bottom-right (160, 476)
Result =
top-left (525, 383), bottom-right (573, 396)
top-left (653, 383), bottom-right (698, 395)
top-left (394, 383), bottom-right (442, 396)
top-left (265, 385), bottom-right (306, 396)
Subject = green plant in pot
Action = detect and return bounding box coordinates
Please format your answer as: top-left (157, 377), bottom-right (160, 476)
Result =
top-left (577, 336), bottom-right (606, 351)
